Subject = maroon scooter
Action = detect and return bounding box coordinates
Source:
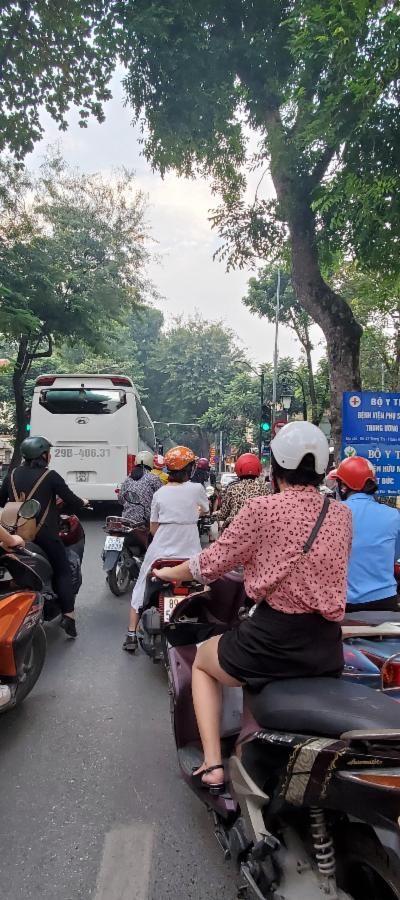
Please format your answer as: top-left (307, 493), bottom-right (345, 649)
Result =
top-left (164, 573), bottom-right (400, 900)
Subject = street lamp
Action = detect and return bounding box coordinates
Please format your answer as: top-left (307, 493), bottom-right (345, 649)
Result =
top-left (281, 392), bottom-right (292, 412)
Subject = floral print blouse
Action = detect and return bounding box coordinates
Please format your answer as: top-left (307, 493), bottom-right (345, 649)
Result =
top-left (220, 478), bottom-right (270, 528)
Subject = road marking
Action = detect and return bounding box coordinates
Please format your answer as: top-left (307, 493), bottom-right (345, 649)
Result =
top-left (94, 824), bottom-right (154, 900)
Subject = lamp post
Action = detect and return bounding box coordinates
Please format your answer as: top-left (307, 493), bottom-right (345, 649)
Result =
top-left (238, 362), bottom-right (266, 460)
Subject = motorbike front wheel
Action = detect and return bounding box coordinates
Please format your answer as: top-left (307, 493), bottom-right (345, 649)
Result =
top-left (108, 558), bottom-right (131, 596)
top-left (2, 625), bottom-right (47, 712)
top-left (338, 830), bottom-right (400, 900)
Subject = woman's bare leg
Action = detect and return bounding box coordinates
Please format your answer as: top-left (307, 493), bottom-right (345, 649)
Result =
top-left (192, 636), bottom-right (241, 786)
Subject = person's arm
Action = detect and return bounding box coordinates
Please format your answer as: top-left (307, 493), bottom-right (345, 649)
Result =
top-left (0, 475), bottom-right (10, 508)
top-left (154, 498), bottom-right (262, 583)
top-left (197, 485), bottom-right (210, 515)
top-left (149, 492), bottom-right (160, 536)
top-left (0, 524), bottom-right (24, 550)
top-left (395, 517), bottom-right (400, 562)
top-left (51, 472), bottom-right (88, 510)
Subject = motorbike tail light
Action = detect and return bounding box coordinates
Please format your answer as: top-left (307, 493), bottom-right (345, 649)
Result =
top-left (173, 587), bottom-right (189, 596)
top-left (383, 662), bottom-right (400, 688)
top-left (127, 454), bottom-right (135, 474)
top-left (35, 375), bottom-right (55, 386)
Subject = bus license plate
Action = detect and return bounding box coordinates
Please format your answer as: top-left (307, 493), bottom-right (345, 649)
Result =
top-left (104, 536), bottom-right (124, 551)
top-left (163, 595), bottom-right (182, 622)
top-left (76, 472), bottom-right (89, 482)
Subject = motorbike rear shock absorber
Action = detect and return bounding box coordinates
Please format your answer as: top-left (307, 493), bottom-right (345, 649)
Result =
top-left (310, 807), bottom-right (337, 893)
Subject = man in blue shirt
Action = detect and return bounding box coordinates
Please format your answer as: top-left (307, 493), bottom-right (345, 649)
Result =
top-left (333, 456), bottom-right (400, 611)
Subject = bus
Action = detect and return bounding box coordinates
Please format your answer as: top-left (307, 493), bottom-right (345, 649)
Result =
top-left (30, 374), bottom-right (156, 501)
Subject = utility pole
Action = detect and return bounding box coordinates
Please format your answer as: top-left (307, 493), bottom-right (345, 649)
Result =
top-left (258, 370), bottom-right (265, 460)
top-left (272, 269), bottom-right (281, 425)
top-left (219, 429), bottom-right (223, 474)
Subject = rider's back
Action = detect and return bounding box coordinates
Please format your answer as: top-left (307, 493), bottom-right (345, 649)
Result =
top-left (345, 493), bottom-right (400, 604)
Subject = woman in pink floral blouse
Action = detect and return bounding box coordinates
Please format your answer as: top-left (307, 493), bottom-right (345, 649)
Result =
top-left (154, 423), bottom-right (352, 793)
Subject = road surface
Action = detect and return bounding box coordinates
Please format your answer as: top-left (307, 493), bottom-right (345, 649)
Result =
top-left (0, 516), bottom-right (238, 900)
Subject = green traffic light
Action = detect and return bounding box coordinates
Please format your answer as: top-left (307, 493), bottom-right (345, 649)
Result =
top-left (261, 422), bottom-right (271, 432)
top-left (26, 423), bottom-right (31, 432)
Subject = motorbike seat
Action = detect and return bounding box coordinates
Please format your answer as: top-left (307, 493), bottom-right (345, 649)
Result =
top-left (248, 677), bottom-right (400, 738)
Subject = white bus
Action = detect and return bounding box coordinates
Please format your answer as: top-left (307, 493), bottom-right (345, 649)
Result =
top-left (30, 373), bottom-right (156, 501)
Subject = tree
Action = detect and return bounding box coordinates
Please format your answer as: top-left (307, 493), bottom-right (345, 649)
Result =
top-left (101, 0), bottom-right (399, 452)
top-left (0, 1), bottom-right (115, 158)
top-left (0, 155), bottom-right (151, 457)
top-left (147, 315), bottom-right (245, 454)
top-left (244, 266), bottom-right (325, 425)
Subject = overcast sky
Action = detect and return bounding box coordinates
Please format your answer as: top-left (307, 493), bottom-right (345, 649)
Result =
top-left (28, 76), bottom-right (324, 366)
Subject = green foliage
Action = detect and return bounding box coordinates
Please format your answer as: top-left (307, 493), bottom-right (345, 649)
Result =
top-left (0, 1), bottom-right (115, 157)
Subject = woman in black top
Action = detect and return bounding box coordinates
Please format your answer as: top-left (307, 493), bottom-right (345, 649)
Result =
top-left (0, 436), bottom-right (89, 637)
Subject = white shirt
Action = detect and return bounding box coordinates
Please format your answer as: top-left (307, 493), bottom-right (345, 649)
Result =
top-left (150, 481), bottom-right (209, 524)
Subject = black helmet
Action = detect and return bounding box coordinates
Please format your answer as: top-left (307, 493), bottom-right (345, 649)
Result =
top-left (20, 436), bottom-right (52, 461)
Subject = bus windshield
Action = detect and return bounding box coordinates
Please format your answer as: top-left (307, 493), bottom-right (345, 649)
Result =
top-left (39, 388), bottom-right (127, 416)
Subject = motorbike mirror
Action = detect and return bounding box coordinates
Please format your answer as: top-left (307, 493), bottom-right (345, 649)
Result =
top-left (18, 499), bottom-right (41, 520)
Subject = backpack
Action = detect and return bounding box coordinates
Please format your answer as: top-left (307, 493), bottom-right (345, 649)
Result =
top-left (1, 469), bottom-right (52, 541)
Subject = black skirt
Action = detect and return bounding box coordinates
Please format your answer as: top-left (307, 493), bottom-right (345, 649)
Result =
top-left (217, 601), bottom-right (344, 691)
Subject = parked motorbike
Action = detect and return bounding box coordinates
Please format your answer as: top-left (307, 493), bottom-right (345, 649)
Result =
top-left (102, 515), bottom-right (149, 596)
top-left (163, 575), bottom-right (400, 900)
top-left (0, 499), bottom-right (47, 712)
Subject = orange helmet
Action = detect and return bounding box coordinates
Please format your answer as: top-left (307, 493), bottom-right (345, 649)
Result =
top-left (164, 446), bottom-right (196, 472)
top-left (334, 457), bottom-right (377, 491)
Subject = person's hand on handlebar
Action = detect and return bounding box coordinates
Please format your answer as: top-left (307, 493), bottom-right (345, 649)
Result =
top-left (0, 526), bottom-right (25, 551)
top-left (152, 560), bottom-right (192, 584)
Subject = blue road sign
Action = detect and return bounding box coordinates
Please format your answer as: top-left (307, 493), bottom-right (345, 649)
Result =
top-left (342, 391), bottom-right (400, 496)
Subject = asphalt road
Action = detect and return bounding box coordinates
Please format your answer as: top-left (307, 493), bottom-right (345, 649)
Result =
top-left (0, 516), bottom-right (238, 900)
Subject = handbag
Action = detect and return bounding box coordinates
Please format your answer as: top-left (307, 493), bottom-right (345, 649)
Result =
top-left (1, 469), bottom-right (52, 541)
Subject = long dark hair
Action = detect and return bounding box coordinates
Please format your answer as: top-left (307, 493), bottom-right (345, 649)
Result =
top-left (129, 464), bottom-right (146, 481)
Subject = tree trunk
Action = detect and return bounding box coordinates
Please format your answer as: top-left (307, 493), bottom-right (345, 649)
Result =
top-left (266, 111), bottom-right (362, 457)
top-left (11, 335), bottom-right (29, 467)
top-left (303, 325), bottom-right (319, 425)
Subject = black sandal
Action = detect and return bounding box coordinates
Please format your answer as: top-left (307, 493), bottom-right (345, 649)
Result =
top-left (191, 764), bottom-right (226, 796)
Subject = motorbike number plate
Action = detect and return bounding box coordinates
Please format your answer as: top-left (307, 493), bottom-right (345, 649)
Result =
top-left (75, 472), bottom-right (89, 482)
top-left (104, 536), bottom-right (124, 551)
top-left (163, 594), bottom-right (182, 622)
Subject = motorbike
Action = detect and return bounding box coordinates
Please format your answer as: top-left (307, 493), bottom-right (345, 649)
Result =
top-left (198, 485), bottom-right (217, 542)
top-left (163, 573), bottom-right (400, 900)
top-left (40, 501), bottom-right (87, 623)
top-left (0, 499), bottom-right (48, 712)
top-left (102, 515), bottom-right (149, 596)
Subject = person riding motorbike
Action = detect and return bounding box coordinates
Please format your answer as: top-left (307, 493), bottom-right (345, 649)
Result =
top-left (332, 455), bottom-right (400, 612)
top-left (0, 436), bottom-right (89, 638)
top-left (119, 451), bottom-right (161, 525)
top-left (218, 453), bottom-right (270, 530)
top-left (123, 445), bottom-right (209, 651)
top-left (191, 458), bottom-right (210, 487)
top-left (153, 422), bottom-right (352, 792)
top-left (151, 453), bottom-right (169, 486)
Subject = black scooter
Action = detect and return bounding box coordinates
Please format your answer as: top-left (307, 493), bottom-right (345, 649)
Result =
top-left (164, 576), bottom-right (400, 900)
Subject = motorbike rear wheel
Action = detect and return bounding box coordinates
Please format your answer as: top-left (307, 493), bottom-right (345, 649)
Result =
top-left (338, 831), bottom-right (400, 900)
top-left (108, 559), bottom-right (131, 596)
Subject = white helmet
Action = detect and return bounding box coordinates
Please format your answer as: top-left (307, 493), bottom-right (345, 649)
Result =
top-left (270, 421), bottom-right (329, 475)
top-left (136, 450), bottom-right (155, 469)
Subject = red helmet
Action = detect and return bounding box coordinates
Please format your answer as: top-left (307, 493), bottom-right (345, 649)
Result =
top-left (334, 456), bottom-right (377, 491)
top-left (235, 453), bottom-right (262, 477)
top-left (196, 457), bottom-right (209, 470)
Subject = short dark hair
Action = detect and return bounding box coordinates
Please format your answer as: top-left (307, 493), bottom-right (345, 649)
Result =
top-left (168, 462), bottom-right (194, 483)
top-left (271, 452), bottom-right (324, 488)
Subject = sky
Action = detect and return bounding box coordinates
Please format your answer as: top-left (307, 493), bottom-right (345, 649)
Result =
top-left (28, 75), bottom-right (324, 367)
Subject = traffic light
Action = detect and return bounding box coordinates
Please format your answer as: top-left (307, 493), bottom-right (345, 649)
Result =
top-left (260, 403), bottom-right (272, 434)
top-left (25, 407), bottom-right (31, 433)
